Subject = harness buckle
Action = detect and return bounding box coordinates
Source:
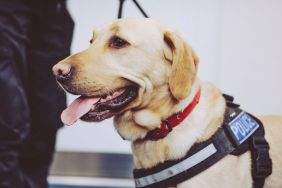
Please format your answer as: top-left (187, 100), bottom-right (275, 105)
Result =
top-left (251, 136), bottom-right (272, 178)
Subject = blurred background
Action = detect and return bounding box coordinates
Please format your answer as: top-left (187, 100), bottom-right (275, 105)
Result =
top-left (49, 0), bottom-right (282, 187)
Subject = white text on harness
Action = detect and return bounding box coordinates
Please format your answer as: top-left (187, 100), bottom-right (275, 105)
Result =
top-left (228, 112), bottom-right (259, 144)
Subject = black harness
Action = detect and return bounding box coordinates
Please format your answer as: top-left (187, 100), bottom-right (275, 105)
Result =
top-left (133, 95), bottom-right (272, 188)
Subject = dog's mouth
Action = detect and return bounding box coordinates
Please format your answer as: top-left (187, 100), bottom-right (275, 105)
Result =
top-left (61, 86), bottom-right (138, 125)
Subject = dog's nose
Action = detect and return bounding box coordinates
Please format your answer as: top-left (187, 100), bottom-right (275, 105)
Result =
top-left (52, 63), bottom-right (73, 83)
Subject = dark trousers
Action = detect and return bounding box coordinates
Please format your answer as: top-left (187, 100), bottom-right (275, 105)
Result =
top-left (0, 0), bottom-right (74, 187)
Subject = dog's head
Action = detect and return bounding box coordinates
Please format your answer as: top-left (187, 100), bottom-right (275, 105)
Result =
top-left (53, 18), bottom-right (199, 140)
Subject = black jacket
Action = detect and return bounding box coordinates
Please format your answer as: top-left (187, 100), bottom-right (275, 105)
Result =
top-left (0, 0), bottom-right (73, 187)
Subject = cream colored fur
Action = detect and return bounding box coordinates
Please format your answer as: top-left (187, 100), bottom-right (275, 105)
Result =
top-left (54, 18), bottom-right (282, 188)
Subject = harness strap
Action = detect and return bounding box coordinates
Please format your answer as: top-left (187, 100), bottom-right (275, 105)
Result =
top-left (224, 95), bottom-right (272, 188)
top-left (133, 95), bottom-right (272, 188)
top-left (250, 115), bottom-right (272, 188)
top-left (134, 127), bottom-right (236, 188)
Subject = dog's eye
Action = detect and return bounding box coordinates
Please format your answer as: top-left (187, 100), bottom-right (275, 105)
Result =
top-left (109, 36), bottom-right (129, 49)
top-left (90, 39), bottom-right (93, 44)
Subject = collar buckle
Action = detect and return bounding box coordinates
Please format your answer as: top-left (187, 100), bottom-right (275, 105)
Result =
top-left (162, 120), bottom-right (173, 132)
top-left (176, 113), bottom-right (182, 120)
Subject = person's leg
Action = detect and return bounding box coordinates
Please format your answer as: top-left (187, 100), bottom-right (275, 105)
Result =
top-left (0, 0), bottom-right (31, 187)
top-left (19, 1), bottom-right (74, 187)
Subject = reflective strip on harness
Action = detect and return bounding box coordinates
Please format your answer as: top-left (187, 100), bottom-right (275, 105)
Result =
top-left (135, 144), bottom-right (217, 187)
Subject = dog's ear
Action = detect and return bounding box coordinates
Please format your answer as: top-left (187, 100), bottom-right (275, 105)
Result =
top-left (164, 31), bottom-right (199, 101)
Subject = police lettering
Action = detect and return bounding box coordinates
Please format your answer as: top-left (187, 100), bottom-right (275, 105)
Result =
top-left (229, 113), bottom-right (259, 143)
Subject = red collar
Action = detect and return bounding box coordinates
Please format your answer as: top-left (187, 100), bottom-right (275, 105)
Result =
top-left (144, 88), bottom-right (201, 141)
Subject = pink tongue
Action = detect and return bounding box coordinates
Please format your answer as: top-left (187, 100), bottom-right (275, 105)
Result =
top-left (61, 97), bottom-right (100, 126)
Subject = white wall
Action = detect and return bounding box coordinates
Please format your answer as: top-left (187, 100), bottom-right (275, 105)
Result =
top-left (56, 0), bottom-right (282, 153)
top-left (219, 0), bottom-right (282, 115)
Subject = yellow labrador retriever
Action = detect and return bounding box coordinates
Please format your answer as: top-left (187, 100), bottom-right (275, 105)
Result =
top-left (52, 18), bottom-right (282, 188)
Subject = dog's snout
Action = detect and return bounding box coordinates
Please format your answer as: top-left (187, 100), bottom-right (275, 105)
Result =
top-left (52, 63), bottom-right (73, 83)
